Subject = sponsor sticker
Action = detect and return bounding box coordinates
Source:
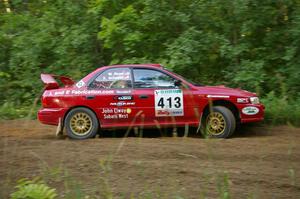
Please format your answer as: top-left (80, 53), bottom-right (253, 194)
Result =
top-left (46, 91), bottom-right (53, 96)
top-left (154, 89), bottom-right (184, 117)
top-left (107, 71), bottom-right (131, 80)
top-left (114, 95), bottom-right (133, 101)
top-left (110, 102), bottom-right (136, 106)
top-left (207, 95), bottom-right (230, 98)
top-left (52, 89), bottom-right (115, 96)
top-left (76, 80), bottom-right (85, 88)
top-left (242, 106), bottom-right (259, 115)
top-left (102, 108), bottom-right (132, 119)
top-left (116, 90), bottom-right (132, 94)
top-left (54, 90), bottom-right (65, 95)
top-left (237, 98), bottom-right (249, 103)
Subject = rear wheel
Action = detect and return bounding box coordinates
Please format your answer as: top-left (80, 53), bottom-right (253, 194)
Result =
top-left (202, 106), bottom-right (236, 138)
top-left (65, 107), bottom-right (99, 139)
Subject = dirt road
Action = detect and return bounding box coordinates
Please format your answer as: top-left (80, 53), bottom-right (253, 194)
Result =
top-left (0, 120), bottom-right (299, 198)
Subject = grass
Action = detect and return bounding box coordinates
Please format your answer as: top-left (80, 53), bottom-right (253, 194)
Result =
top-left (3, 129), bottom-right (299, 199)
top-left (5, 128), bottom-right (235, 199)
top-left (9, 162), bottom-right (234, 199)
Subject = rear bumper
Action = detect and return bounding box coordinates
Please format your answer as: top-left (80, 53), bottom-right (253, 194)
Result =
top-left (238, 103), bottom-right (265, 123)
top-left (38, 108), bottom-right (68, 126)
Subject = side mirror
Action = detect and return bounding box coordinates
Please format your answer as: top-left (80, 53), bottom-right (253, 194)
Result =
top-left (174, 80), bottom-right (182, 87)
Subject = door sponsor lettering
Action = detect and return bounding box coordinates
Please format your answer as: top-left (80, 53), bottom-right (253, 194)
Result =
top-left (114, 95), bottom-right (133, 101)
top-left (110, 102), bottom-right (135, 106)
top-left (102, 108), bottom-right (132, 119)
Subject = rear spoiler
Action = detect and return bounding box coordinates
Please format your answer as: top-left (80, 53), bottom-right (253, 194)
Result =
top-left (41, 74), bottom-right (75, 90)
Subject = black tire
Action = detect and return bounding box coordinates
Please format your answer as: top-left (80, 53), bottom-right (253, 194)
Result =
top-left (65, 107), bottom-right (99, 140)
top-left (201, 106), bottom-right (236, 138)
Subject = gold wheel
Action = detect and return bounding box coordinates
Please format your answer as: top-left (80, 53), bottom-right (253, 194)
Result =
top-left (206, 112), bottom-right (226, 136)
top-left (69, 112), bottom-right (93, 136)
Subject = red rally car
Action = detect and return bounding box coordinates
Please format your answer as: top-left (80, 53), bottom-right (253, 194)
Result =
top-left (38, 64), bottom-right (264, 139)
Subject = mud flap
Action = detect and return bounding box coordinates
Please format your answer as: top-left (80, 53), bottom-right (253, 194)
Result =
top-left (196, 113), bottom-right (203, 133)
top-left (55, 117), bottom-right (64, 137)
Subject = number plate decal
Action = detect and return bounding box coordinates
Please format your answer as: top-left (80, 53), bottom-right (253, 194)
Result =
top-left (154, 89), bottom-right (184, 117)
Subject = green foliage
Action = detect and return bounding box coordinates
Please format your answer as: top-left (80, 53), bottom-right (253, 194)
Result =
top-left (0, 0), bottom-right (101, 107)
top-left (0, 102), bottom-right (35, 119)
top-left (261, 92), bottom-right (300, 126)
top-left (10, 178), bottom-right (57, 199)
top-left (231, 60), bottom-right (265, 94)
top-left (0, 0), bottom-right (300, 124)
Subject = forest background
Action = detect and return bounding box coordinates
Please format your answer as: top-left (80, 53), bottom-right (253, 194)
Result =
top-left (0, 0), bottom-right (299, 125)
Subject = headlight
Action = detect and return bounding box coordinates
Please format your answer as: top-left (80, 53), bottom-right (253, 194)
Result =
top-left (250, 97), bottom-right (260, 104)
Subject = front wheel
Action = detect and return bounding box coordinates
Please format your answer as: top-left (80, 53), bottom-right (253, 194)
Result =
top-left (201, 106), bottom-right (236, 138)
top-left (65, 107), bottom-right (99, 139)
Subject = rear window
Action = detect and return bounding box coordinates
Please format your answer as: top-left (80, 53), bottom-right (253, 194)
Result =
top-left (90, 68), bottom-right (132, 89)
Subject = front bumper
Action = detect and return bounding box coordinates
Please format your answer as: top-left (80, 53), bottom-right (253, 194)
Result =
top-left (37, 108), bottom-right (68, 126)
top-left (237, 103), bottom-right (265, 123)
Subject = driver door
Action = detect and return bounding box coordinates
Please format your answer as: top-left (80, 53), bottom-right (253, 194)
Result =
top-left (131, 68), bottom-right (195, 126)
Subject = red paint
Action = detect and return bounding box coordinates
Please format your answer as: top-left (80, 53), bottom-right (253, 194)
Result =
top-left (38, 64), bottom-right (264, 128)
top-left (41, 74), bottom-right (75, 89)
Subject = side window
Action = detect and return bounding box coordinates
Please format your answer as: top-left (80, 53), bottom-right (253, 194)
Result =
top-left (133, 69), bottom-right (177, 88)
top-left (90, 68), bottom-right (132, 89)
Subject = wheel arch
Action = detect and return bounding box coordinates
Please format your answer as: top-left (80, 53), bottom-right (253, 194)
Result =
top-left (202, 100), bottom-right (240, 123)
top-left (62, 105), bottom-right (100, 127)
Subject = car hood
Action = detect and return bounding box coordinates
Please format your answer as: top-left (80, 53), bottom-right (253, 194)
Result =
top-left (195, 85), bottom-right (257, 97)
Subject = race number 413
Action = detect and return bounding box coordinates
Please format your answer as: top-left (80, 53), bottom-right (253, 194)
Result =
top-left (154, 89), bottom-right (184, 117)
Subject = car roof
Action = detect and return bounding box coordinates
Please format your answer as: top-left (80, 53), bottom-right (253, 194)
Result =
top-left (103, 64), bottom-right (163, 68)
